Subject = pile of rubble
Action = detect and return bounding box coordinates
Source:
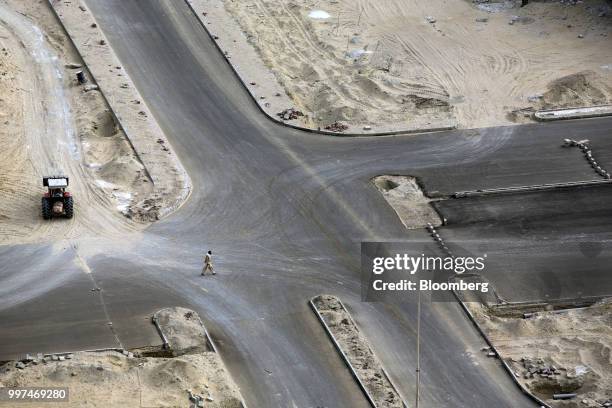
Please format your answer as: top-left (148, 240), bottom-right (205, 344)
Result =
top-left (187, 389), bottom-right (216, 408)
top-left (13, 353), bottom-right (73, 369)
top-left (276, 108), bottom-right (304, 121)
top-left (127, 197), bottom-right (162, 222)
top-left (10, 351), bottom-right (137, 371)
top-left (519, 357), bottom-right (564, 380)
top-left (324, 121), bottom-right (349, 133)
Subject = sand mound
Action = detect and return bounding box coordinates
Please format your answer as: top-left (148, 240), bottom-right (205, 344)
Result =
top-left (541, 71), bottom-right (612, 110)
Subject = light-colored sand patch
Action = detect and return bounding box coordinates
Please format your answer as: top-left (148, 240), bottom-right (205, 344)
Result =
top-left (373, 175), bottom-right (442, 229)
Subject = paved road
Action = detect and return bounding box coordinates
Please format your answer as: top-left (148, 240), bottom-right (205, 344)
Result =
top-left (435, 184), bottom-right (612, 301)
top-left (1, 0), bottom-right (611, 407)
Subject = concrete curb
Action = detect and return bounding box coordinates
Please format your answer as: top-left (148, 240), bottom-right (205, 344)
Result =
top-left (452, 291), bottom-right (551, 408)
top-left (46, 0), bottom-right (192, 220)
top-left (453, 178), bottom-right (612, 198)
top-left (534, 105), bottom-right (612, 121)
top-left (183, 0), bottom-right (456, 138)
top-left (309, 297), bottom-right (409, 408)
top-left (491, 295), bottom-right (604, 311)
top-left (151, 310), bottom-right (218, 355)
top-left (151, 314), bottom-right (170, 350)
top-left (422, 226), bottom-right (550, 407)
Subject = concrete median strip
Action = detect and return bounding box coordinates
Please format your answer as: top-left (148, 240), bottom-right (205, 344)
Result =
top-left (310, 295), bottom-right (407, 408)
top-left (452, 292), bottom-right (553, 408)
top-left (47, 0), bottom-right (191, 220)
top-left (453, 179), bottom-right (612, 199)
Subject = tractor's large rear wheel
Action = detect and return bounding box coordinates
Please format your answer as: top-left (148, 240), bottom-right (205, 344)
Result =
top-left (42, 197), bottom-right (51, 220)
top-left (64, 196), bottom-right (74, 219)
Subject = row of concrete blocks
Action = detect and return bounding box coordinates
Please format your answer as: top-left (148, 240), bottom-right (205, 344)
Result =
top-left (564, 139), bottom-right (611, 179)
top-left (581, 146), bottom-right (611, 180)
top-left (426, 223), bottom-right (453, 257)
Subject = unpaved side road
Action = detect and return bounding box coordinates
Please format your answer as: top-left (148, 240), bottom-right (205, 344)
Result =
top-left (0, 0), bottom-right (148, 245)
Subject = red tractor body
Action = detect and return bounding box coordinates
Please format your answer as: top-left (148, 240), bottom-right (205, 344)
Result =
top-left (42, 176), bottom-right (73, 219)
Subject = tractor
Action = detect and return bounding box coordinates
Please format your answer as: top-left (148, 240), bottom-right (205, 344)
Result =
top-left (42, 176), bottom-right (73, 219)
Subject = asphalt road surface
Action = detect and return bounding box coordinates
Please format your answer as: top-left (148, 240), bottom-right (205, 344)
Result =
top-left (1, 1), bottom-right (611, 407)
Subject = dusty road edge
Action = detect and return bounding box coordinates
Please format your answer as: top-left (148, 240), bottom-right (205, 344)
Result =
top-left (452, 290), bottom-right (552, 408)
top-left (47, 0), bottom-right (192, 220)
top-left (309, 296), bottom-right (408, 408)
top-left (184, 0), bottom-right (455, 138)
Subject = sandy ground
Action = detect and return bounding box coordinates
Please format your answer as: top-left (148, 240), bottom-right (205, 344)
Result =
top-left (469, 299), bottom-right (612, 407)
top-left (202, 0), bottom-right (612, 131)
top-left (0, 0), bottom-right (152, 245)
top-left (0, 308), bottom-right (244, 408)
top-left (312, 295), bottom-right (404, 408)
top-left (50, 0), bottom-right (191, 221)
top-left (373, 175), bottom-right (442, 229)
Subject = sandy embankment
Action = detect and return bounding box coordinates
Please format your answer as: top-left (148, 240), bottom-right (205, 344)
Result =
top-left (0, 308), bottom-right (244, 408)
top-left (469, 300), bottom-right (612, 407)
top-left (200, 0), bottom-right (611, 131)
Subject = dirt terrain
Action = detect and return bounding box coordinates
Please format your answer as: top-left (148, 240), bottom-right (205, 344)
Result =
top-left (0, 0), bottom-right (152, 244)
top-left (0, 308), bottom-right (244, 408)
top-left (0, 0), bottom-right (191, 245)
top-left (206, 0), bottom-right (612, 130)
top-left (469, 300), bottom-right (612, 407)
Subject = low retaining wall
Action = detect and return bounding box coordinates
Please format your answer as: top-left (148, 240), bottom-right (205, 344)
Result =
top-left (534, 105), bottom-right (612, 121)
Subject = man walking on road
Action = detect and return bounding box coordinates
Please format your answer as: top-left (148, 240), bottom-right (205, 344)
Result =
top-left (202, 250), bottom-right (215, 275)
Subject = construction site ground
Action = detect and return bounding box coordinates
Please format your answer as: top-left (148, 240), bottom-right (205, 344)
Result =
top-left (201, 0), bottom-right (612, 131)
top-left (468, 300), bottom-right (612, 407)
top-left (0, 308), bottom-right (243, 408)
top-left (0, 0), bottom-right (187, 246)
